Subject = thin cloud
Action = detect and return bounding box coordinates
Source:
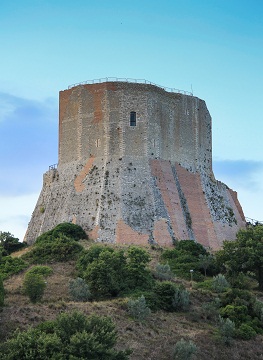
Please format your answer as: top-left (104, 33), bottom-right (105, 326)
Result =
top-left (0, 92), bottom-right (58, 195)
top-left (213, 159), bottom-right (263, 191)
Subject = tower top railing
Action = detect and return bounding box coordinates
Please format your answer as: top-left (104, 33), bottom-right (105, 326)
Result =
top-left (245, 217), bottom-right (263, 226)
top-left (68, 77), bottom-right (193, 96)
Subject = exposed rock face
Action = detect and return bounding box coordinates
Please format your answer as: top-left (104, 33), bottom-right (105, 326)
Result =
top-left (24, 81), bottom-right (245, 249)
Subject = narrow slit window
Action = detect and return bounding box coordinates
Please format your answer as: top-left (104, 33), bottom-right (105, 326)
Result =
top-left (130, 111), bottom-right (136, 126)
top-left (96, 139), bottom-right (101, 147)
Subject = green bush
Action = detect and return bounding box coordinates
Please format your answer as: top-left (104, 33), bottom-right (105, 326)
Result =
top-left (0, 311), bottom-right (131, 359)
top-left (125, 246), bottom-right (154, 290)
top-left (26, 265), bottom-right (53, 277)
top-left (76, 245), bottom-right (113, 277)
top-left (228, 273), bottom-right (253, 290)
top-left (23, 235), bottom-right (83, 264)
top-left (220, 304), bottom-right (249, 326)
top-left (236, 323), bottom-right (257, 340)
top-left (154, 263), bottom-right (174, 281)
top-left (201, 298), bottom-right (221, 321)
top-left (212, 274), bottom-right (230, 293)
top-left (51, 223), bottom-right (87, 241)
top-left (149, 282), bottom-right (189, 312)
top-left (68, 277), bottom-right (91, 302)
top-left (23, 272), bottom-right (46, 303)
top-left (218, 316), bottom-right (235, 346)
top-left (175, 240), bottom-right (207, 256)
top-left (0, 256), bottom-right (28, 279)
top-left (220, 288), bottom-right (255, 308)
top-left (195, 279), bottom-right (213, 291)
top-left (85, 249), bottom-right (127, 298)
top-left (0, 275), bottom-right (4, 307)
top-left (173, 288), bottom-right (190, 311)
top-left (35, 223), bottom-right (87, 245)
top-left (253, 300), bottom-right (263, 321)
top-left (161, 240), bottom-right (208, 282)
top-left (173, 338), bottom-right (197, 360)
top-left (0, 232), bottom-right (26, 255)
top-left (128, 295), bottom-right (151, 322)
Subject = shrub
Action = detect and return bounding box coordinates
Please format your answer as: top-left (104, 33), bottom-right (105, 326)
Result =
top-left (76, 245), bottom-right (113, 277)
top-left (253, 300), bottom-right (263, 321)
top-left (85, 249), bottom-right (127, 298)
top-left (173, 338), bottom-right (197, 360)
top-left (125, 246), bottom-right (153, 290)
top-left (0, 275), bottom-right (4, 307)
top-left (51, 223), bottom-right (87, 241)
top-left (161, 241), bottom-right (207, 282)
top-left (173, 288), bottom-right (190, 311)
top-left (154, 263), bottom-right (174, 281)
top-left (220, 305), bottom-right (249, 327)
top-left (175, 240), bottom-right (207, 257)
top-left (236, 323), bottom-right (257, 340)
top-left (0, 256), bottom-right (28, 279)
top-left (201, 297), bottom-right (221, 321)
top-left (218, 316), bottom-right (235, 346)
top-left (23, 273), bottom-right (46, 303)
top-left (150, 282), bottom-right (189, 312)
top-left (23, 235), bottom-right (83, 264)
top-left (35, 223), bottom-right (87, 245)
top-left (228, 273), bottom-right (253, 290)
top-left (152, 282), bottom-right (178, 312)
top-left (195, 279), bottom-right (213, 291)
top-left (212, 274), bottom-right (230, 293)
top-left (128, 295), bottom-right (151, 322)
top-left (0, 232), bottom-right (25, 255)
top-left (0, 311), bottom-right (131, 359)
top-left (68, 277), bottom-right (91, 302)
top-left (26, 265), bottom-right (53, 277)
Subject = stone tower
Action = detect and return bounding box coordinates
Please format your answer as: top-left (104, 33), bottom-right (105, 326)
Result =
top-left (24, 79), bottom-right (245, 249)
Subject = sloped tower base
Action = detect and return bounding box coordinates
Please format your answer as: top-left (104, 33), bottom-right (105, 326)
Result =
top-left (24, 81), bottom-right (245, 249)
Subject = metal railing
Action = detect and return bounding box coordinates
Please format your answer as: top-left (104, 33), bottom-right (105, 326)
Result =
top-left (49, 163), bottom-right (58, 171)
top-left (245, 217), bottom-right (263, 225)
top-left (68, 77), bottom-right (193, 96)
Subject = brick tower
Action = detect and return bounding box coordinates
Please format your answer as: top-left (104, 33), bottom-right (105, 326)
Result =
top-left (24, 79), bottom-right (246, 249)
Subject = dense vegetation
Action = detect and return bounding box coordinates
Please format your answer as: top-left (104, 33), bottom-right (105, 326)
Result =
top-left (0, 311), bottom-right (131, 360)
top-left (0, 223), bottom-right (263, 359)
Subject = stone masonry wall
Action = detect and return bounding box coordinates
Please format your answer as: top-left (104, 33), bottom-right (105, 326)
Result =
top-left (24, 82), bottom-right (246, 248)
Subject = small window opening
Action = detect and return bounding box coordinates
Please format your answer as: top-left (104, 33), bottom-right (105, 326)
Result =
top-left (130, 111), bottom-right (136, 127)
top-left (96, 139), bottom-right (101, 147)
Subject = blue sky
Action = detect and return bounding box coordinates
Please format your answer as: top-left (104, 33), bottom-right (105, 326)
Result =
top-left (1, 0), bottom-right (263, 240)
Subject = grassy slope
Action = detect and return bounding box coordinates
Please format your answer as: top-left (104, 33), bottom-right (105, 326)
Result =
top-left (1, 240), bottom-right (263, 360)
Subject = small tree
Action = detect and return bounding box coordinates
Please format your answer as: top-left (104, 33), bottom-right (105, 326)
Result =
top-left (173, 338), bottom-right (197, 360)
top-left (216, 225), bottom-right (263, 290)
top-left (0, 231), bottom-right (25, 255)
top-left (154, 263), bottom-right (174, 281)
top-left (23, 273), bottom-right (46, 303)
top-left (198, 254), bottom-right (213, 278)
top-left (172, 288), bottom-right (190, 311)
top-left (128, 295), bottom-right (151, 322)
top-left (212, 274), bottom-right (229, 293)
top-left (68, 277), bottom-right (91, 301)
top-left (218, 316), bottom-right (235, 346)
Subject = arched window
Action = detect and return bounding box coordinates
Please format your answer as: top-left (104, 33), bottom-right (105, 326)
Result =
top-left (130, 111), bottom-right (136, 127)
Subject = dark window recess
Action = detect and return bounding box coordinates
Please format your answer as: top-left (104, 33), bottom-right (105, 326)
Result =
top-left (130, 111), bottom-right (136, 126)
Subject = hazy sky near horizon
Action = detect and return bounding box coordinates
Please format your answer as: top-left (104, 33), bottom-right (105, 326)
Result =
top-left (1, 0), bottom-right (263, 240)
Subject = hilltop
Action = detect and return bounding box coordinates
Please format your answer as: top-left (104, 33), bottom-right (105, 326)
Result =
top-left (1, 224), bottom-right (263, 359)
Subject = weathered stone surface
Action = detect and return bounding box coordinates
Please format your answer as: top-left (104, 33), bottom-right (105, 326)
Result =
top-left (24, 81), bottom-right (246, 249)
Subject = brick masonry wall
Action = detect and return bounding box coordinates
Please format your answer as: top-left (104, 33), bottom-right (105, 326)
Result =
top-left (24, 82), bottom-right (246, 248)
